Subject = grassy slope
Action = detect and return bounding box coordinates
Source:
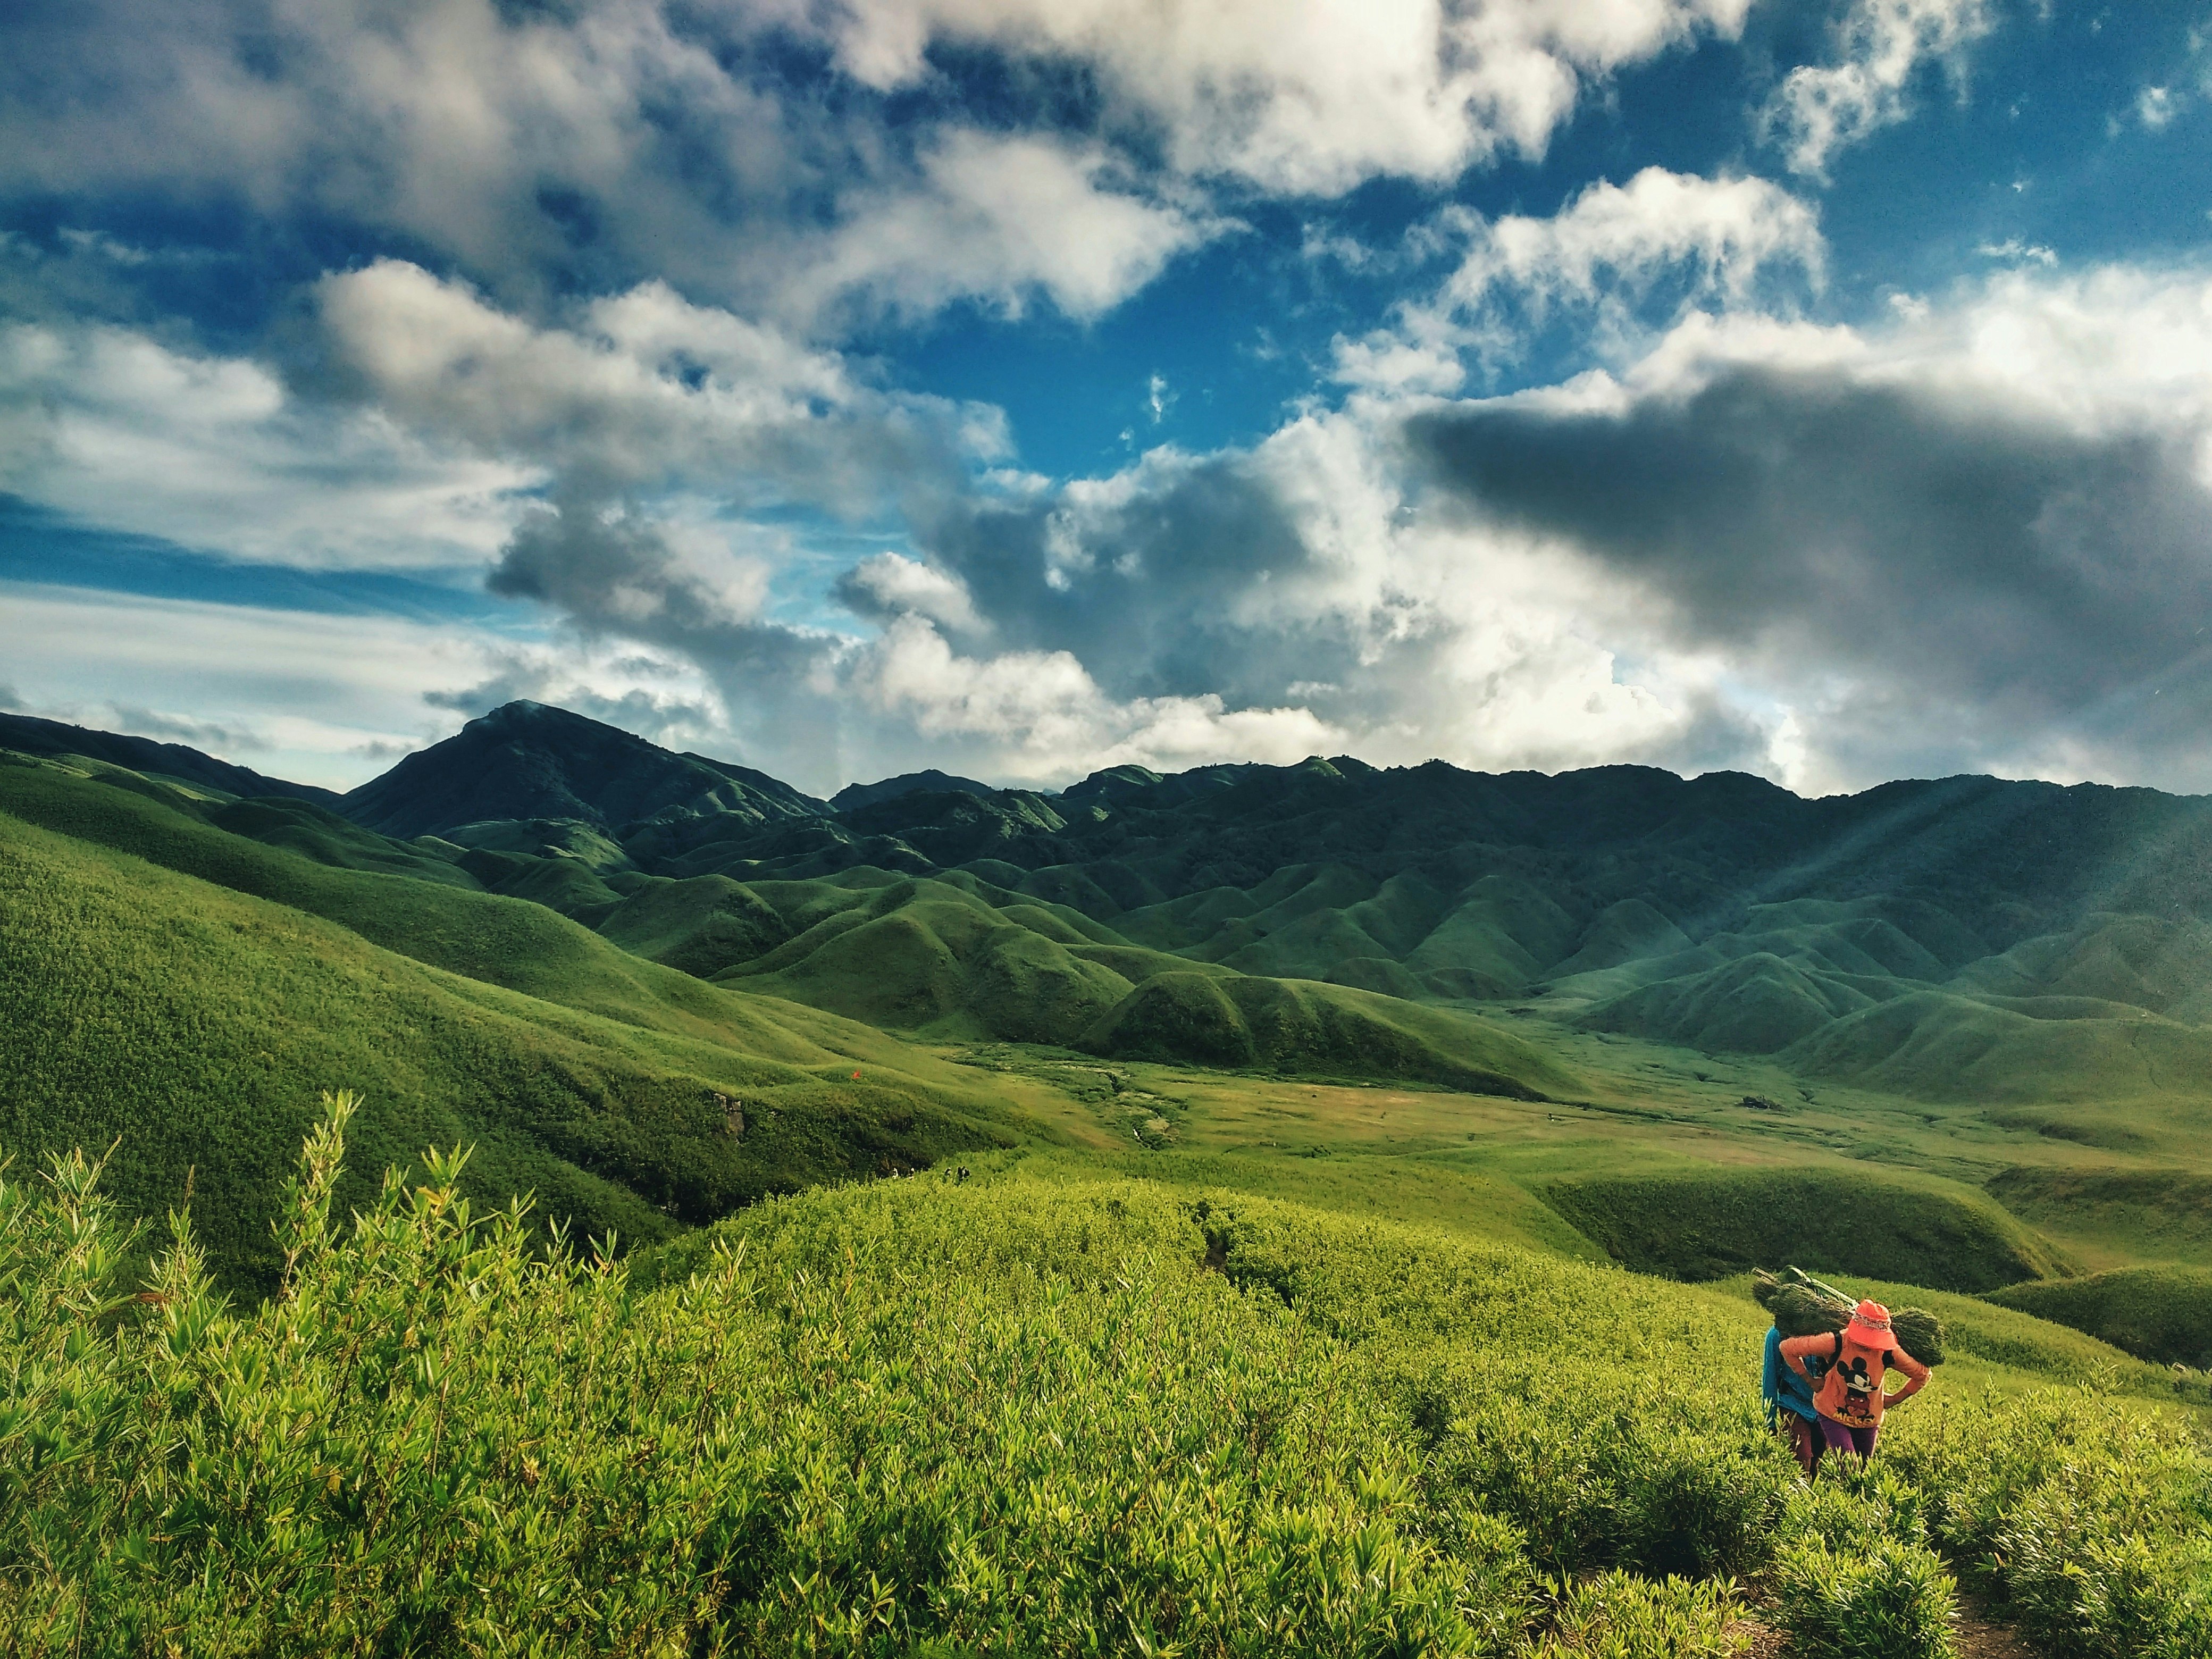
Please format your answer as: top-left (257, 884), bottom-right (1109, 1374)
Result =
top-left (0, 773), bottom-right (1032, 1288)
top-left (1985, 1266), bottom-right (2212, 1368)
top-left (1539, 1165), bottom-right (2070, 1292)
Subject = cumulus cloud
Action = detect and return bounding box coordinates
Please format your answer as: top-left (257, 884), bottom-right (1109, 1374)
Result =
top-left (817, 262), bottom-right (2212, 798)
top-left (769, 0), bottom-right (1755, 193)
top-left (793, 130), bottom-right (1217, 325)
top-left (848, 614), bottom-right (1344, 786)
top-left (0, 0), bottom-right (1753, 330)
top-left (1764, 0), bottom-right (1997, 179)
top-left (0, 319), bottom-right (529, 570)
top-left (318, 261), bottom-right (994, 510)
top-left (1399, 265), bottom-right (2212, 791)
top-left (1335, 169), bottom-right (1824, 390)
top-left (835, 552), bottom-right (988, 635)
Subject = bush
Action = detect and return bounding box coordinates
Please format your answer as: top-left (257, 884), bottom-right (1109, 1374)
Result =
top-left (1772, 1534), bottom-right (1958, 1659)
top-left (0, 1096), bottom-right (1496, 1655)
top-left (1521, 1571), bottom-right (1748, 1658)
top-left (1878, 1386), bottom-right (2212, 1659)
top-left (3, 1099), bottom-right (2207, 1655)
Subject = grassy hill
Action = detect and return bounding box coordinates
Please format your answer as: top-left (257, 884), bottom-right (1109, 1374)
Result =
top-left (10, 709), bottom-right (2212, 1650)
top-left (0, 756), bottom-right (1029, 1289)
top-left (7, 1109), bottom-right (2206, 1653)
top-left (266, 703), bottom-right (2212, 1129)
top-left (1985, 1266), bottom-right (2212, 1368)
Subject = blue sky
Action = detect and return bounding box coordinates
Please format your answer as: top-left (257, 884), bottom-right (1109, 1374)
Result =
top-left (3, 1), bottom-right (2210, 796)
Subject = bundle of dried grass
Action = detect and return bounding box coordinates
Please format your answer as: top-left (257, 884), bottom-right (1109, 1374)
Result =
top-left (1753, 1265), bottom-right (1945, 1366)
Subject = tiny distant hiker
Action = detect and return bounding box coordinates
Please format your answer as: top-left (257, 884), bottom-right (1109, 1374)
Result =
top-left (1781, 1300), bottom-right (1929, 1465)
top-left (1762, 1314), bottom-right (1826, 1477)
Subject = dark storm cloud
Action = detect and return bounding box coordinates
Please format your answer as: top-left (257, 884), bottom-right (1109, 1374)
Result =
top-left (914, 451), bottom-right (1358, 707)
top-left (1403, 366), bottom-right (2212, 724)
top-left (485, 498), bottom-right (843, 770)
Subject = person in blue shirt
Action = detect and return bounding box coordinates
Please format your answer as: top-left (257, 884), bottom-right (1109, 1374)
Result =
top-left (1763, 1320), bottom-right (1826, 1476)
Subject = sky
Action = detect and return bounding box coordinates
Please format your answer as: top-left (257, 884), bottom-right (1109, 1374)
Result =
top-left (3, 1), bottom-right (2211, 799)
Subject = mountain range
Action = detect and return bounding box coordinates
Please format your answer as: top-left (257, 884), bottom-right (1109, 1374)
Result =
top-left (7, 698), bottom-right (2212, 1322)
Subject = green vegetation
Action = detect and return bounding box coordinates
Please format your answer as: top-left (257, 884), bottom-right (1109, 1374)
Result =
top-left (0, 769), bottom-right (1027, 1291)
top-left (1539, 1167), bottom-right (2069, 1292)
top-left (1077, 971), bottom-right (1578, 1096)
top-left (12, 711), bottom-right (2212, 1652)
top-left (1985, 1266), bottom-right (2212, 1368)
top-left (6, 1102), bottom-right (2207, 1655)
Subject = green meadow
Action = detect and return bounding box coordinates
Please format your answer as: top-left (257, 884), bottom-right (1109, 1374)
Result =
top-left (5, 708), bottom-right (2212, 1653)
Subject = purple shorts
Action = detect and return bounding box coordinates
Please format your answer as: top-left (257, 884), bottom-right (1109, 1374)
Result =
top-left (1817, 1417), bottom-right (1879, 1457)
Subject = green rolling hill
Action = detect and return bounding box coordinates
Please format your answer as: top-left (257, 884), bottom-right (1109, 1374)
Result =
top-left (285, 703), bottom-right (2212, 1130)
top-left (14, 698), bottom-right (2212, 1353)
top-left (0, 749), bottom-right (1029, 1289)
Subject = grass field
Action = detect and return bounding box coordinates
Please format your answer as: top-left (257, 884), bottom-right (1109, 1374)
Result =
top-left (0, 766), bottom-right (1036, 1291)
top-left (8, 726), bottom-right (2212, 1652)
top-left (5, 1102), bottom-right (2206, 1655)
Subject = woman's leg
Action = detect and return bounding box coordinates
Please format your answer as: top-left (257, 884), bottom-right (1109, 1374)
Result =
top-left (1791, 1414), bottom-right (1822, 1476)
top-left (1816, 1416), bottom-right (1874, 1464)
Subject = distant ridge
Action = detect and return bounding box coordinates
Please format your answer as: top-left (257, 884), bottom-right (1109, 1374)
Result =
top-left (0, 709), bottom-right (339, 805)
top-left (339, 702), bottom-right (826, 840)
top-left (831, 769), bottom-right (1001, 812)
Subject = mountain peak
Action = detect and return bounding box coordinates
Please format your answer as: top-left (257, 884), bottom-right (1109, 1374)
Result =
top-left (340, 703), bottom-right (825, 840)
top-left (831, 769), bottom-right (1002, 813)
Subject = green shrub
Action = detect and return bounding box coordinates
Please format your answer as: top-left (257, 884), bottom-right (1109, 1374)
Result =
top-left (1772, 1534), bottom-right (1958, 1659)
top-left (1878, 1386), bottom-right (2212, 1659)
top-left (3, 1099), bottom-right (2207, 1655)
top-left (0, 1097), bottom-right (1497, 1655)
top-left (1520, 1571), bottom-right (1748, 1657)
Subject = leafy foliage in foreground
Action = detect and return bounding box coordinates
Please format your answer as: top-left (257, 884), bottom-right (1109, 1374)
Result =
top-left (6, 1102), bottom-right (2209, 1655)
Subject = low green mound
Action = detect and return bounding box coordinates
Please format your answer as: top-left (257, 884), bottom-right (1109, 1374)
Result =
top-left (596, 873), bottom-right (792, 975)
top-left (1542, 1166), bottom-right (2069, 1291)
top-left (1987, 1165), bottom-right (2212, 1265)
top-left (723, 882), bottom-right (1135, 1041)
top-left (1785, 988), bottom-right (2212, 1103)
top-left (208, 795), bottom-right (481, 887)
top-left (1985, 1266), bottom-right (2212, 1367)
top-left (1078, 971), bottom-right (1579, 1096)
top-left (1581, 953), bottom-right (1880, 1054)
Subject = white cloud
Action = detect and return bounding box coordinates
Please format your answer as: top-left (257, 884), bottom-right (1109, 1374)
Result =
top-left (789, 130), bottom-right (1216, 324)
top-left (1439, 167), bottom-right (1825, 316)
top-left (0, 579), bottom-right (743, 790)
top-left (0, 0), bottom-right (1759, 336)
top-left (319, 259), bottom-right (991, 509)
top-left (1397, 262), bottom-right (2212, 793)
top-left (849, 613), bottom-right (1342, 786)
top-left (2138, 85), bottom-right (2179, 130)
top-left (838, 551), bottom-right (988, 634)
top-left (1334, 168), bottom-right (1824, 388)
top-left (799, 0), bottom-right (1754, 194)
top-left (1977, 238), bottom-right (2057, 266)
top-left (1764, 0), bottom-right (1997, 179)
top-left (0, 320), bottom-right (530, 570)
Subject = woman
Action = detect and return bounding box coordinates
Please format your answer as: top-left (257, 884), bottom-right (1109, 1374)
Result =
top-left (1762, 1317), bottom-right (1826, 1476)
top-left (1780, 1298), bottom-right (1929, 1464)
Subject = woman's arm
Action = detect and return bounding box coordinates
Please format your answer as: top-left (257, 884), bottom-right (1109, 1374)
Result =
top-left (1777, 1333), bottom-right (1829, 1380)
top-left (1884, 1347), bottom-right (1931, 1405)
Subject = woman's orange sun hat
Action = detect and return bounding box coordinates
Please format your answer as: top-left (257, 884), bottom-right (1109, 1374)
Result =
top-left (1845, 1299), bottom-right (1897, 1349)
